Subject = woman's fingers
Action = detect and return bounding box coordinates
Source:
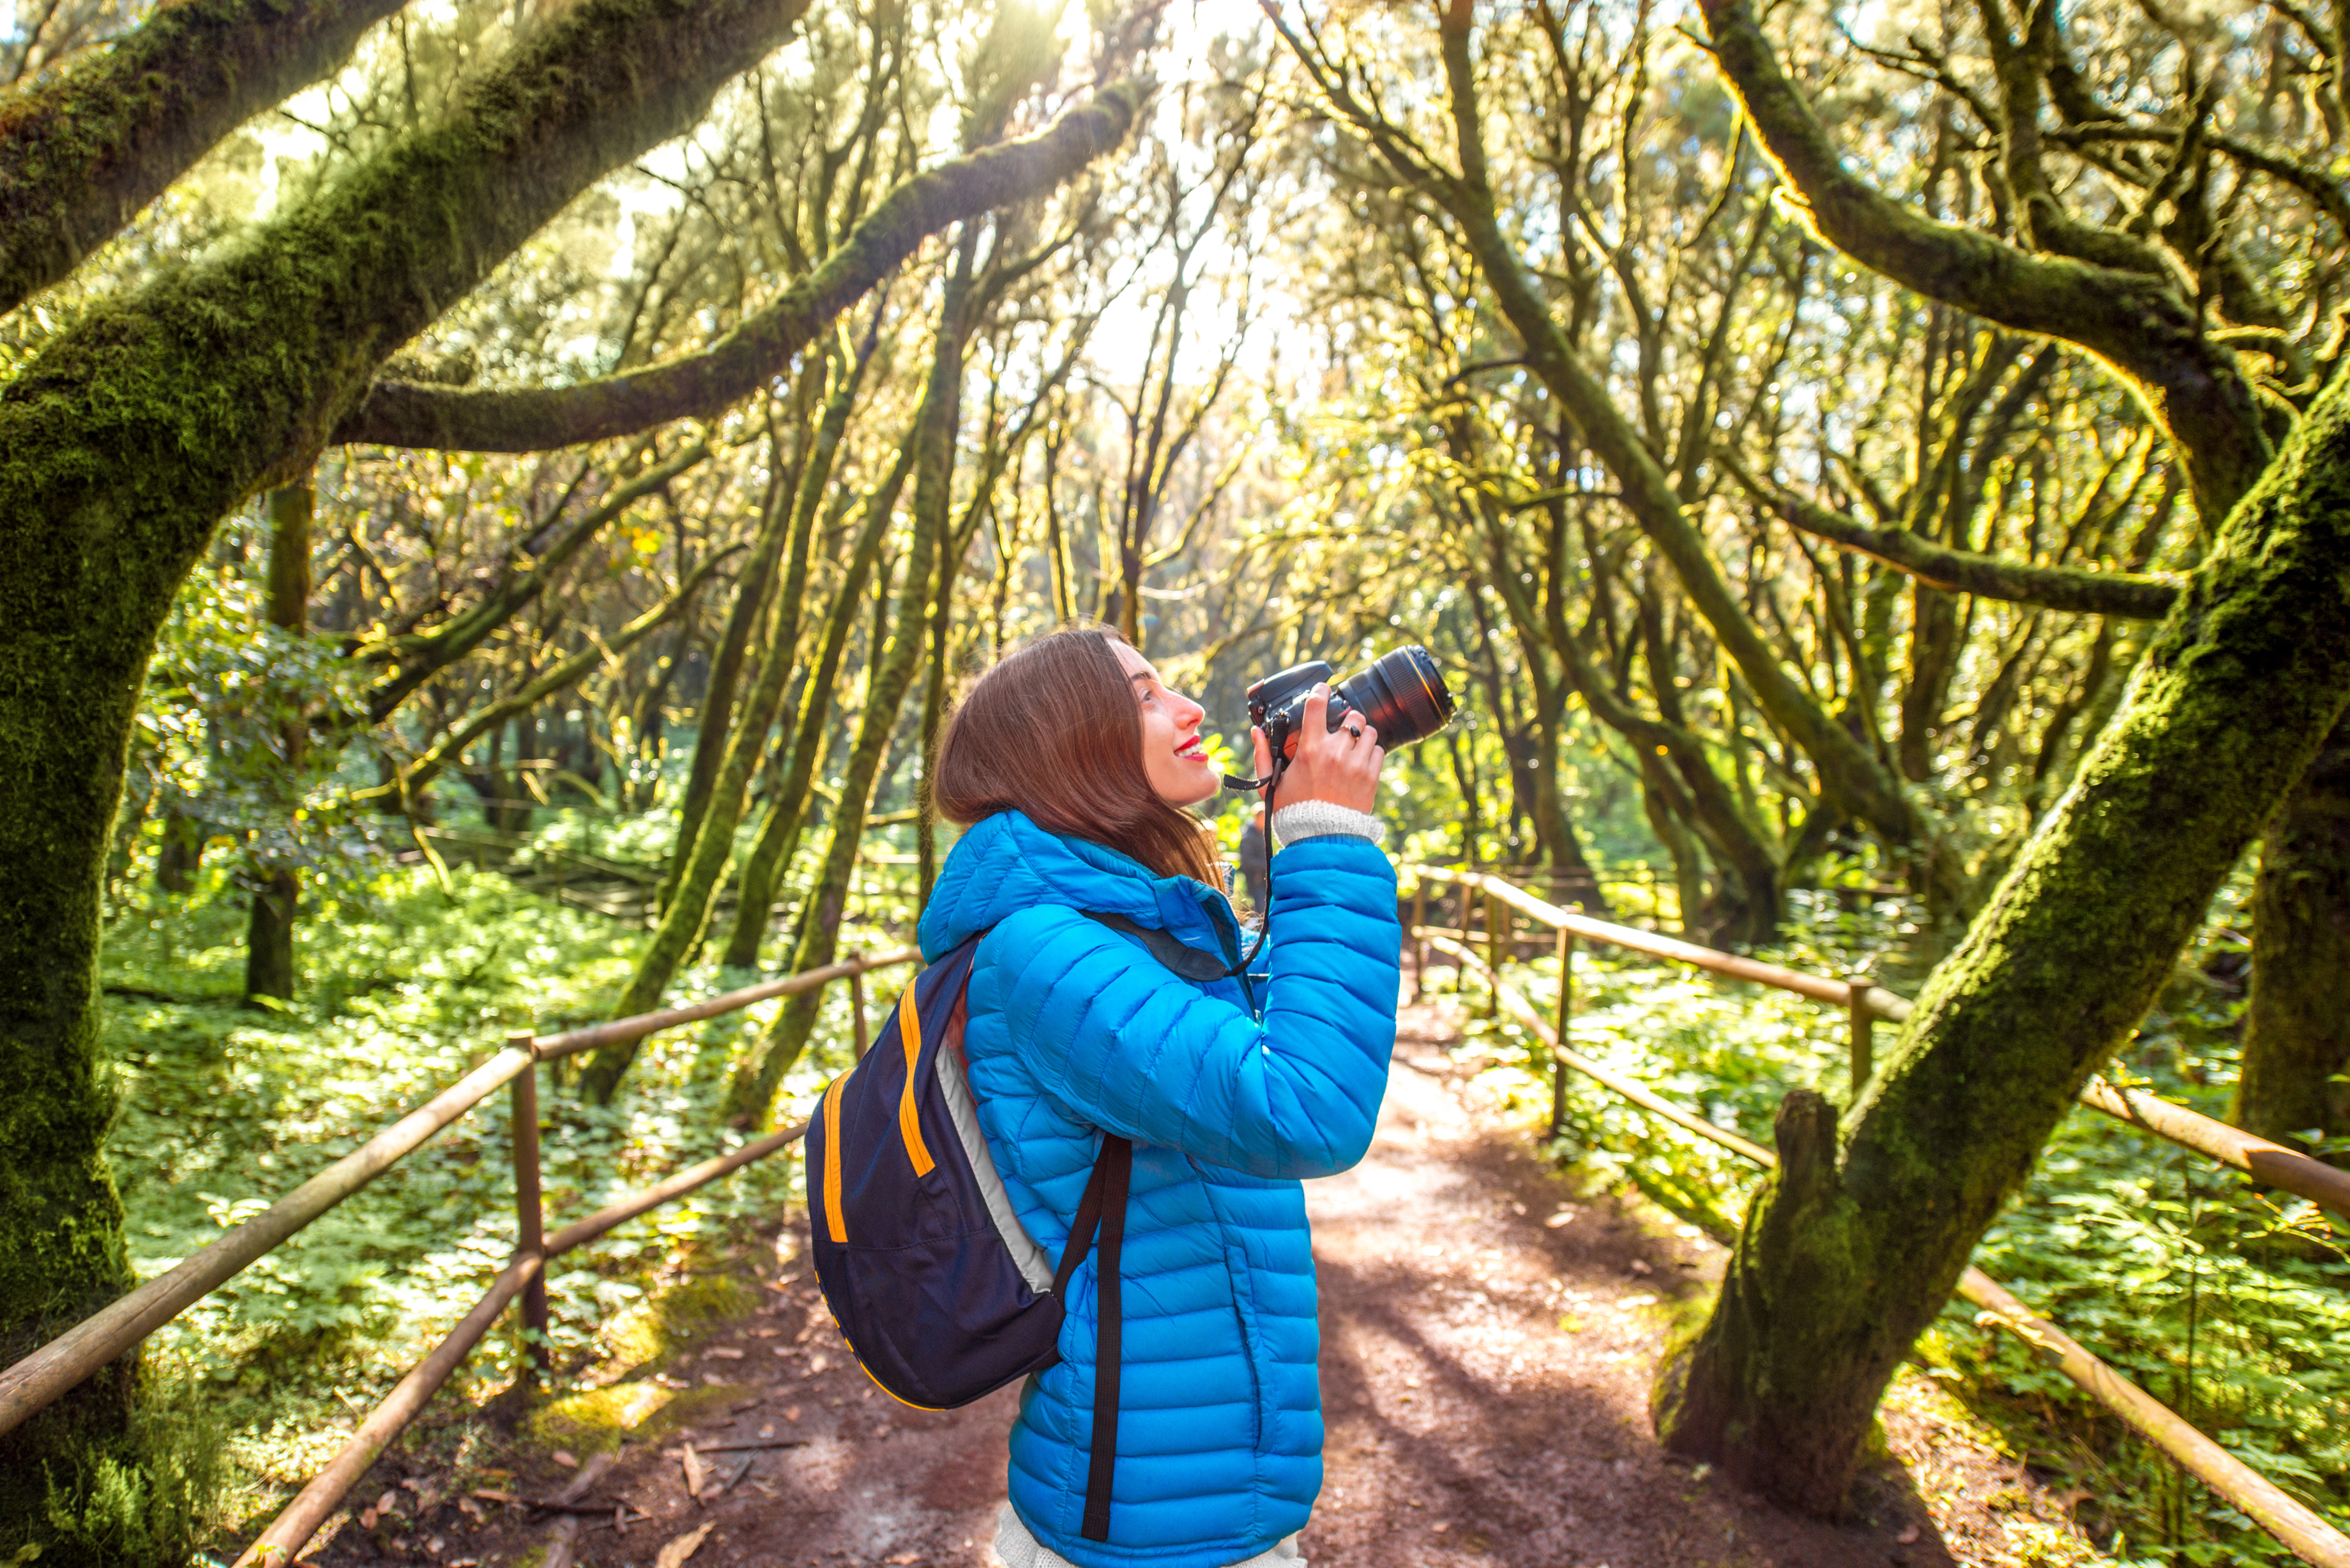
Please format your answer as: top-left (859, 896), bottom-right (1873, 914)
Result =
top-left (1278, 684), bottom-right (1384, 813)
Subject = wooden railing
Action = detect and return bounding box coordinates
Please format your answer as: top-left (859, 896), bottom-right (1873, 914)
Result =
top-left (1406, 864), bottom-right (2350, 1568)
top-left (0, 946), bottom-right (921, 1567)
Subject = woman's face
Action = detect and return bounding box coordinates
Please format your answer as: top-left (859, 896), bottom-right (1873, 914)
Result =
top-left (1116, 642), bottom-right (1220, 807)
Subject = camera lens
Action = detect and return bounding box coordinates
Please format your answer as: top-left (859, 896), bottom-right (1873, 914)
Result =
top-left (1332, 645), bottom-right (1453, 747)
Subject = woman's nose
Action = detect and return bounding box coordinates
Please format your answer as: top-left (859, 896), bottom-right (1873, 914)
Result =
top-left (1176, 693), bottom-right (1205, 728)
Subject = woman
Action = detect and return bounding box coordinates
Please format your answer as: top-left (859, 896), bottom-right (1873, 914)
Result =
top-left (922, 624), bottom-right (1401, 1568)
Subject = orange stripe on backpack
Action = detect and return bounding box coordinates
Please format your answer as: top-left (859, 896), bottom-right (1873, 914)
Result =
top-left (898, 985), bottom-right (936, 1176)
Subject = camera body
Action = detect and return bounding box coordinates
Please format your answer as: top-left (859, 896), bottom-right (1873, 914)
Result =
top-left (1246, 645), bottom-right (1455, 764)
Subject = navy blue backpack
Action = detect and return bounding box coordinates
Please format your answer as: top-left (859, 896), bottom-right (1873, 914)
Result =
top-left (808, 917), bottom-right (1224, 1539)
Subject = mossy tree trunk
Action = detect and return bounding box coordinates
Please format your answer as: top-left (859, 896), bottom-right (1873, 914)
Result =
top-left (655, 411), bottom-right (804, 914)
top-left (0, 3), bottom-right (809, 1553)
top-left (718, 440), bottom-right (913, 969)
top-left (243, 475), bottom-right (312, 1007)
top-left (1651, 372), bottom-right (2350, 1512)
top-left (579, 328), bottom-right (881, 1101)
top-left (725, 228), bottom-right (979, 1123)
top-left (2234, 720), bottom-right (2350, 1145)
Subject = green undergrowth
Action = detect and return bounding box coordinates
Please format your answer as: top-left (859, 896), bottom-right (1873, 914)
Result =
top-left (96, 831), bottom-right (901, 1555)
top-left (1444, 874), bottom-right (2349, 1567)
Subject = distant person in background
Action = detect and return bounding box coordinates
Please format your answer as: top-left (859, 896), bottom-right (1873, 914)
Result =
top-left (1238, 804), bottom-right (1269, 920)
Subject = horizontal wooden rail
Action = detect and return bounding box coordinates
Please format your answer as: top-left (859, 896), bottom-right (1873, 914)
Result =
top-left (236, 1120), bottom-right (816, 1565)
top-left (1406, 865), bottom-right (2350, 1224)
top-left (1429, 931), bottom-right (2350, 1568)
top-left (0, 948), bottom-right (921, 1446)
top-left (0, 1044), bottom-right (534, 1444)
top-left (544, 1121), bottom-right (809, 1255)
top-left (1425, 932), bottom-right (1771, 1165)
top-left (236, 1253), bottom-right (545, 1568)
top-left (534, 949), bottom-right (920, 1060)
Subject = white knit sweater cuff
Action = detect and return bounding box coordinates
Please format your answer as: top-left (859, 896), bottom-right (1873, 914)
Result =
top-left (1271, 800), bottom-right (1386, 848)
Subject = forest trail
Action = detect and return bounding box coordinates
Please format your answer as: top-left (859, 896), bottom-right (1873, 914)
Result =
top-left (314, 990), bottom-right (2090, 1568)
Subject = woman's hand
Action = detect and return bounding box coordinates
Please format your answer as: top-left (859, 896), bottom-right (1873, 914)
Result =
top-left (1252, 683), bottom-right (1384, 813)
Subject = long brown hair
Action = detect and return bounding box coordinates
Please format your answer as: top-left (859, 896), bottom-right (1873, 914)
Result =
top-left (930, 625), bottom-right (1221, 884)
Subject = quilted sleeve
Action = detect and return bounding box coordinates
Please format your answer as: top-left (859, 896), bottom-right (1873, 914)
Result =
top-left (985, 836), bottom-right (1401, 1179)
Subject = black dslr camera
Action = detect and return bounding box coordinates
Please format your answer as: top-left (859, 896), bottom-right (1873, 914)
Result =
top-left (1246, 645), bottom-right (1456, 765)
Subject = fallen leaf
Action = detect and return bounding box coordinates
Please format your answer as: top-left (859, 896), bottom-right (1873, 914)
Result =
top-left (1628, 1259), bottom-right (1653, 1276)
top-left (807, 1353), bottom-right (830, 1373)
top-left (471, 1488), bottom-right (520, 1505)
top-left (654, 1521), bottom-right (716, 1568)
top-left (771, 1345), bottom-right (794, 1358)
top-left (1432, 1521), bottom-right (1450, 1534)
top-left (656, 1373), bottom-right (690, 1389)
top-left (1558, 1315), bottom-right (1584, 1334)
top-left (456, 1497), bottom-right (485, 1522)
top-left (701, 1372), bottom-right (728, 1385)
top-left (551, 1451), bottom-right (579, 1468)
top-left (1544, 1207), bottom-right (1579, 1228)
top-left (1897, 1526), bottom-right (1921, 1545)
top-left (706, 1346), bottom-right (745, 1360)
top-left (758, 1424), bottom-right (775, 1439)
top-left (783, 1406), bottom-right (801, 1422)
top-left (681, 1444), bottom-right (706, 1499)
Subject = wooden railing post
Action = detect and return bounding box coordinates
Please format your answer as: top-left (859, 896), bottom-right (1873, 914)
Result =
top-left (1551, 927), bottom-right (1574, 1139)
top-left (1846, 978), bottom-right (1874, 1097)
top-left (849, 968), bottom-right (870, 1059)
top-left (508, 1033), bottom-right (550, 1385)
top-left (1411, 878), bottom-right (1429, 1002)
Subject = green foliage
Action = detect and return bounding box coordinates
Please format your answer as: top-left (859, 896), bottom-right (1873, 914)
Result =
top-left (97, 843), bottom-right (883, 1544)
top-left (31, 1368), bottom-right (225, 1568)
top-left (1452, 874), bottom-right (2349, 1565)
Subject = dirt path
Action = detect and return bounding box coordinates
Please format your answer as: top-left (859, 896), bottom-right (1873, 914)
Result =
top-left (309, 993), bottom-right (2091, 1568)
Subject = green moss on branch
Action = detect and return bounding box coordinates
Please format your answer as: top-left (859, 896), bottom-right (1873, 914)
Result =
top-left (333, 82), bottom-right (1142, 453)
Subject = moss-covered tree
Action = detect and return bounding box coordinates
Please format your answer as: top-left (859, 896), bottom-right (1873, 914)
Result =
top-left (0, 1), bottom-right (811, 1553)
top-left (1635, 0), bottom-right (2350, 1507)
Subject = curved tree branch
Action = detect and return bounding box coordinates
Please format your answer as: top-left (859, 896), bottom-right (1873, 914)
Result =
top-left (358, 543), bottom-right (739, 802)
top-left (333, 80), bottom-right (1143, 451)
top-left (0, 0), bottom-right (408, 317)
top-left (1696, 0), bottom-right (2272, 520)
top-left (356, 438), bottom-right (711, 723)
top-left (1722, 452), bottom-right (2183, 620)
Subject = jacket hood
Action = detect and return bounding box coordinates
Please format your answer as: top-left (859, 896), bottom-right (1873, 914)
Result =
top-left (918, 810), bottom-right (1222, 961)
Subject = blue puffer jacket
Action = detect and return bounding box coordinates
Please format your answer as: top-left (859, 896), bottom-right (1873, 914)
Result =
top-left (916, 810), bottom-right (1400, 1568)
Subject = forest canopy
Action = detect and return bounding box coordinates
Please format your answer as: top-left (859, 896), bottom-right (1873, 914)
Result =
top-left (1, 0), bottom-right (2346, 1561)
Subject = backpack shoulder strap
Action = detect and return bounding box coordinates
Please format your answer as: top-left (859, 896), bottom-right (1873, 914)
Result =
top-left (1081, 910), bottom-right (1229, 983)
top-left (1050, 1131), bottom-right (1131, 1543)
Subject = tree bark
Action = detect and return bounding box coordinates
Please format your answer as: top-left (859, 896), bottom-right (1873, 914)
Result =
top-left (579, 326), bottom-right (888, 1101)
top-left (0, 1), bottom-right (807, 1548)
top-left (657, 433), bottom-right (799, 912)
top-left (1651, 367), bottom-right (2350, 1515)
top-left (725, 230), bottom-right (976, 1123)
top-left (2236, 721), bottom-right (2350, 1145)
top-left (0, 0), bottom-right (406, 316)
top-left (243, 475), bottom-right (312, 1007)
top-left (716, 443), bottom-right (913, 969)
